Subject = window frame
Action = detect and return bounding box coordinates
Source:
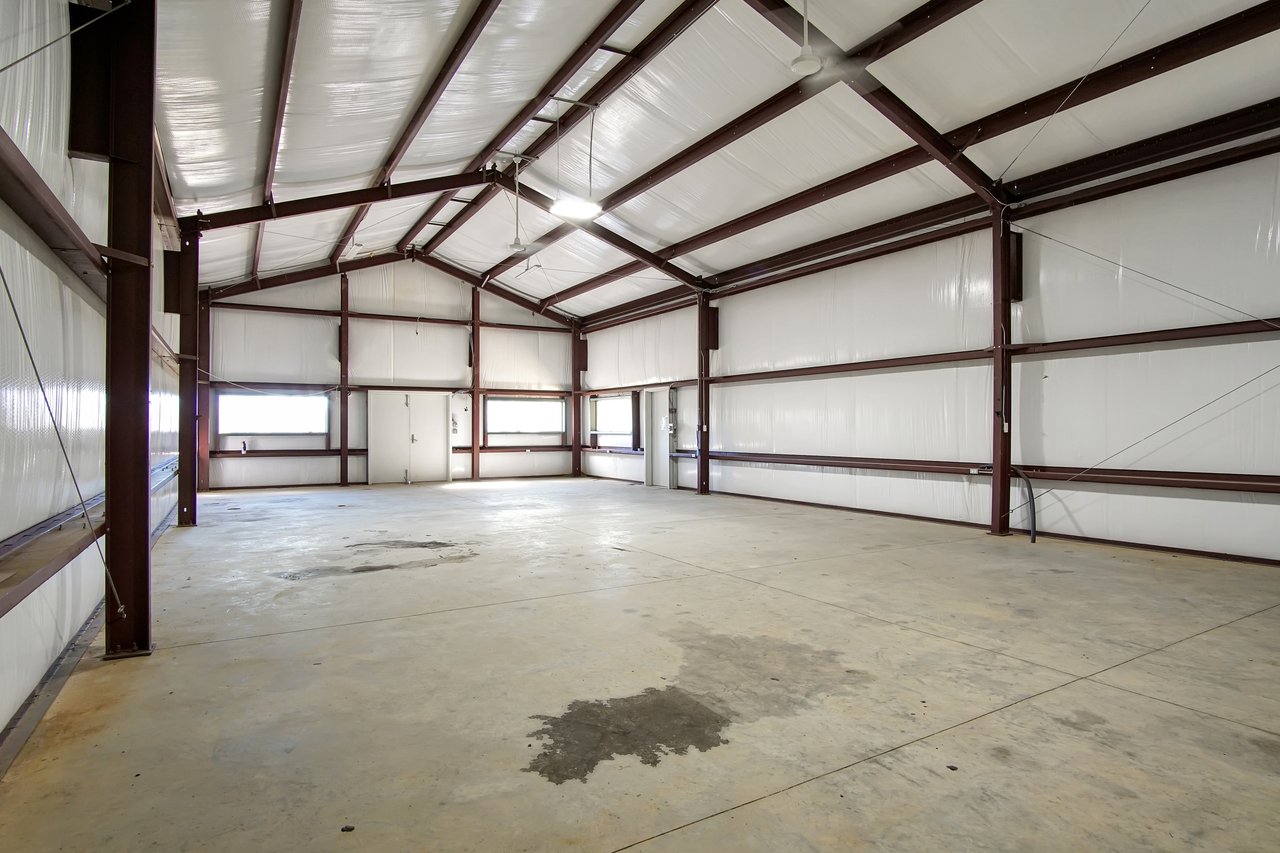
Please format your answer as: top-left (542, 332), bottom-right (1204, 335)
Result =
top-left (482, 396), bottom-right (568, 445)
top-left (214, 390), bottom-right (332, 437)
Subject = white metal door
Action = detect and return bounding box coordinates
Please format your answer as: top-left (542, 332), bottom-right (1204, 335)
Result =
top-left (367, 391), bottom-right (412, 484)
top-left (408, 393), bottom-right (450, 483)
top-left (645, 389), bottom-right (671, 488)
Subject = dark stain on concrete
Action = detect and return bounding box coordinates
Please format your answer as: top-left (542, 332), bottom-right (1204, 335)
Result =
top-left (1053, 710), bottom-right (1108, 732)
top-left (345, 539), bottom-right (458, 550)
top-left (524, 687), bottom-right (729, 784)
top-left (524, 628), bottom-right (868, 784)
top-left (273, 553), bottom-right (472, 580)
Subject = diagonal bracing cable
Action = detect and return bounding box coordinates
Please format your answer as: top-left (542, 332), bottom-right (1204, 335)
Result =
top-left (0, 261), bottom-right (125, 618)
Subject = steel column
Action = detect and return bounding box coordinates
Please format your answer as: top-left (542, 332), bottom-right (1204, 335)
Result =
top-left (471, 288), bottom-right (482, 481)
top-left (571, 326), bottom-right (584, 475)
top-left (177, 230), bottom-right (199, 525)
top-left (104, 0), bottom-right (156, 657)
top-left (990, 211), bottom-right (1017, 535)
top-left (339, 273), bottom-right (350, 486)
top-left (197, 288), bottom-right (211, 491)
top-left (696, 293), bottom-right (716, 495)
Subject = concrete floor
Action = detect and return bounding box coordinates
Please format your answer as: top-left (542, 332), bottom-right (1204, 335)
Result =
top-left (1, 478), bottom-right (1278, 852)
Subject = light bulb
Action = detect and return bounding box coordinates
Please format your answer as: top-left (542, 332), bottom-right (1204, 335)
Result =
top-left (550, 197), bottom-right (602, 220)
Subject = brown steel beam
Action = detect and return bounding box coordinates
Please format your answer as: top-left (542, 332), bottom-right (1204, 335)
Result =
top-left (197, 289), bottom-right (211, 490)
top-left (544, 148), bottom-right (934, 306)
top-left (177, 231), bottom-right (199, 526)
top-left (210, 250), bottom-right (410, 299)
top-left (409, 0), bottom-right (716, 256)
top-left (1011, 134), bottom-right (1280, 221)
top-left (104, 0), bottom-right (156, 658)
top-left (571, 325), bottom-right (584, 475)
top-left (396, 0), bottom-right (646, 252)
top-left (713, 349), bottom-right (990, 385)
top-left (210, 298), bottom-right (567, 333)
top-left (495, 177), bottom-right (704, 289)
top-left (711, 451), bottom-right (976, 477)
top-left (499, 0), bottom-right (983, 290)
top-left (711, 195), bottom-right (987, 287)
top-left (0, 125), bottom-right (108, 299)
top-left (548, 5), bottom-right (1280, 309)
top-left (251, 0), bottom-right (304, 280)
top-left (183, 170), bottom-right (498, 232)
top-left (330, 0), bottom-right (502, 262)
top-left (696, 293), bottom-right (714, 494)
top-left (152, 133), bottom-right (181, 251)
top-left (743, 0), bottom-right (1001, 206)
top-left (1014, 465), bottom-right (1280, 495)
top-left (415, 252), bottom-right (573, 325)
top-left (339, 272), bottom-right (350, 486)
top-left (1009, 97), bottom-right (1280, 200)
top-left (1012, 315), bottom-right (1280, 357)
top-left (471, 288), bottom-right (482, 480)
top-left (946, 0), bottom-right (1280, 152)
top-left (990, 211), bottom-right (1016, 535)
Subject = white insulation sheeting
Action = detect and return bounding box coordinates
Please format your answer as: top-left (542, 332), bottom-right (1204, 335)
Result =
top-left (713, 232), bottom-right (992, 375)
top-left (0, 544), bottom-right (104, 735)
top-left (480, 450), bottom-right (571, 478)
top-left (584, 307), bottom-right (697, 390)
top-left (712, 367), bottom-right (991, 462)
top-left (479, 329), bottom-right (570, 390)
top-left (583, 452), bottom-right (645, 483)
top-left (349, 319), bottom-right (469, 387)
top-left (0, 229), bottom-right (106, 541)
top-left (212, 309), bottom-right (339, 384)
top-left (1015, 154), bottom-right (1280, 344)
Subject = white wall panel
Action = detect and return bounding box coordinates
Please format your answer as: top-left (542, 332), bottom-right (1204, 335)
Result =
top-left (480, 291), bottom-right (564, 328)
top-left (1016, 154), bottom-right (1280, 343)
top-left (348, 319), bottom-right (468, 386)
top-left (480, 451), bottom-right (571, 478)
top-left (0, 228), bottom-right (106, 541)
top-left (0, 544), bottom-right (104, 730)
top-left (1014, 338), bottom-right (1280, 475)
top-left (212, 311), bottom-right (339, 384)
top-left (1017, 482), bottom-right (1280, 562)
top-left (584, 308), bottom-right (697, 389)
top-left (219, 277), bottom-right (340, 310)
top-left (713, 366), bottom-right (992, 462)
top-left (349, 262), bottom-right (470, 319)
top-left (711, 463), bottom-right (989, 525)
top-left (210, 456), bottom-right (340, 489)
top-left (583, 453), bottom-right (645, 483)
top-left (714, 232), bottom-right (992, 376)
top-left (480, 329), bottom-right (570, 390)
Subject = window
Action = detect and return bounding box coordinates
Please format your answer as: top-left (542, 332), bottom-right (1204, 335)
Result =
top-left (217, 393), bottom-right (329, 435)
top-left (485, 398), bottom-right (565, 434)
top-left (590, 394), bottom-right (638, 449)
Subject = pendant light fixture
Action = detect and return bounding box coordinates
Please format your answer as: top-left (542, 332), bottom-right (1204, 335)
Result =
top-left (790, 0), bottom-right (822, 76)
top-left (509, 155), bottom-right (527, 253)
top-left (550, 101), bottom-right (602, 220)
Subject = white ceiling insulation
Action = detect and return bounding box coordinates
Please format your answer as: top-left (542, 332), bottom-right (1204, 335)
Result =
top-left (154, 0), bottom-right (1280, 317)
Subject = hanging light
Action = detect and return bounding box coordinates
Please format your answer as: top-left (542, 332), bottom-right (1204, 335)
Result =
top-left (550, 102), bottom-right (602, 220)
top-left (509, 156), bottom-right (527, 253)
top-left (790, 0), bottom-right (822, 76)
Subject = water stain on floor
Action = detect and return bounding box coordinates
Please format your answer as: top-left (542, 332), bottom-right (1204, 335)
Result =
top-left (523, 628), bottom-right (868, 784)
top-left (523, 688), bottom-right (729, 785)
top-left (272, 553), bottom-right (473, 581)
top-left (345, 540), bottom-right (459, 550)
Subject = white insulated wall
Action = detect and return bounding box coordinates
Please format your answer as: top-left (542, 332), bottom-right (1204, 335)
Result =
top-left (583, 158), bottom-right (1279, 559)
top-left (209, 262), bottom-right (572, 486)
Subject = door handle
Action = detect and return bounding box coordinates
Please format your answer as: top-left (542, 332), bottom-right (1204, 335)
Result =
top-left (410, 433), bottom-right (418, 443)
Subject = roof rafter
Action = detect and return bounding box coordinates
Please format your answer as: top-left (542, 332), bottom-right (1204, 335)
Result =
top-left (327, 0), bottom-right (503, 263)
top-left (484, 0), bottom-right (986, 286)
top-left (743, 0), bottom-right (1002, 206)
top-left (542, 0), bottom-right (1280, 307)
top-left (251, 0), bottom-right (304, 280)
top-left (580, 96), bottom-right (1280, 328)
top-left (402, 0), bottom-right (718, 257)
top-left (494, 176), bottom-right (704, 290)
top-left (392, 0), bottom-right (648, 255)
